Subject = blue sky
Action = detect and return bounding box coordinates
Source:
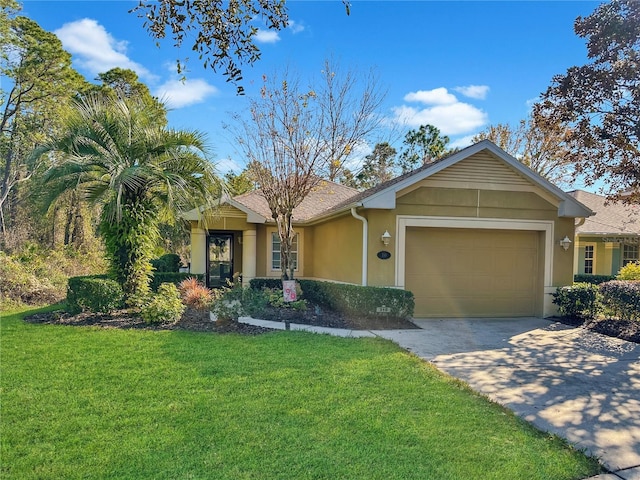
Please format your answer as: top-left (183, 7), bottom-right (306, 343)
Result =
top-left (20, 0), bottom-right (599, 176)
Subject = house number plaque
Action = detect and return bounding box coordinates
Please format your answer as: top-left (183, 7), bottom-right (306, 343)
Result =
top-left (377, 251), bottom-right (391, 260)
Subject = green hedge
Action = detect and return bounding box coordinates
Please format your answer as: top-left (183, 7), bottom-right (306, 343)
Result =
top-left (249, 278), bottom-right (414, 320)
top-left (151, 253), bottom-right (182, 273)
top-left (599, 280), bottom-right (640, 321)
top-left (552, 283), bottom-right (600, 319)
top-left (151, 273), bottom-right (205, 291)
top-left (67, 275), bottom-right (124, 314)
top-left (573, 274), bottom-right (615, 285)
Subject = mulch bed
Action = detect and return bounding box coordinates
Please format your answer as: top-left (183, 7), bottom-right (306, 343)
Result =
top-left (554, 316), bottom-right (640, 344)
top-left (23, 304), bottom-right (419, 334)
top-left (24, 307), bottom-right (639, 344)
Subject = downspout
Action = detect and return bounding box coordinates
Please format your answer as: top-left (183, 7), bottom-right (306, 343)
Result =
top-left (575, 218), bottom-right (586, 227)
top-left (351, 207), bottom-right (368, 286)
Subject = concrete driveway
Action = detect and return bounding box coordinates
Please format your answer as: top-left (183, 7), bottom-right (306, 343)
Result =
top-left (374, 318), bottom-right (640, 480)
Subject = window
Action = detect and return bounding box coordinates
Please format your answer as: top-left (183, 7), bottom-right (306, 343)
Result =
top-left (584, 245), bottom-right (594, 274)
top-left (623, 244), bottom-right (639, 266)
top-left (271, 232), bottom-right (298, 270)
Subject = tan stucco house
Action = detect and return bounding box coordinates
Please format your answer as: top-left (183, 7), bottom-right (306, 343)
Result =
top-left (185, 140), bottom-right (593, 318)
top-left (568, 190), bottom-right (640, 277)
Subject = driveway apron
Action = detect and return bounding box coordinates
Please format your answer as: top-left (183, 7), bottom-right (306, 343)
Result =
top-left (373, 318), bottom-right (640, 478)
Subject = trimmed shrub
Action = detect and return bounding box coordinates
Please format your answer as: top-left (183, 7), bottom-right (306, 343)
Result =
top-left (616, 262), bottom-right (640, 281)
top-left (249, 278), bottom-right (414, 320)
top-left (66, 275), bottom-right (124, 314)
top-left (140, 283), bottom-right (185, 324)
top-left (599, 280), bottom-right (640, 321)
top-left (552, 283), bottom-right (599, 319)
top-left (249, 278), bottom-right (282, 291)
top-left (151, 253), bottom-right (182, 273)
top-left (573, 274), bottom-right (615, 285)
top-left (151, 273), bottom-right (205, 291)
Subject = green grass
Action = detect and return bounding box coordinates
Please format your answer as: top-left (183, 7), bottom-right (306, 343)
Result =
top-left (1, 307), bottom-right (601, 479)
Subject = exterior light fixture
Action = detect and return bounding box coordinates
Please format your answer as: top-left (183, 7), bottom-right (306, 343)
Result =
top-left (381, 230), bottom-right (392, 246)
top-left (560, 236), bottom-right (572, 251)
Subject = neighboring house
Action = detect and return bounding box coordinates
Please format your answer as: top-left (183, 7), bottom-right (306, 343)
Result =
top-left (184, 140), bottom-right (593, 318)
top-left (567, 190), bottom-right (640, 277)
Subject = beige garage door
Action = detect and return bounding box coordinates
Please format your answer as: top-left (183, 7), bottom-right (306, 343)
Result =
top-left (405, 227), bottom-right (540, 317)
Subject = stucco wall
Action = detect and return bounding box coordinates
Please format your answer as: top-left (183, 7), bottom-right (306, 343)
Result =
top-left (307, 215), bottom-right (362, 284)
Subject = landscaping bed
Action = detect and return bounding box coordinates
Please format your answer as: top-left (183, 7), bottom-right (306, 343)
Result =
top-left (555, 315), bottom-right (640, 344)
top-left (24, 307), bottom-right (639, 343)
top-left (24, 303), bottom-right (419, 333)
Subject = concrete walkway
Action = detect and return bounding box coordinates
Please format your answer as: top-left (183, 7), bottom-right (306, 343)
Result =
top-left (239, 316), bottom-right (640, 479)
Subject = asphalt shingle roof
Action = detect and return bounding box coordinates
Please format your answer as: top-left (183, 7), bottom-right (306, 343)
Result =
top-left (233, 180), bottom-right (359, 222)
top-left (568, 190), bottom-right (640, 235)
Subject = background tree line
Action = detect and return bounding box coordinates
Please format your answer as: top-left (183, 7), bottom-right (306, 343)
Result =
top-left (1, 0), bottom-right (637, 307)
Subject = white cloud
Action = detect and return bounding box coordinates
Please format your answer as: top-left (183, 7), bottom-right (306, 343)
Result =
top-left (449, 135), bottom-right (477, 149)
top-left (287, 20), bottom-right (305, 34)
top-left (341, 140), bottom-right (373, 173)
top-left (216, 157), bottom-right (244, 174)
top-left (55, 19), bottom-right (154, 80)
top-left (255, 29), bottom-right (280, 43)
top-left (454, 85), bottom-right (490, 100)
top-left (391, 102), bottom-right (488, 136)
top-left (154, 79), bottom-right (218, 109)
top-left (404, 87), bottom-right (457, 105)
top-left (525, 96), bottom-right (540, 109)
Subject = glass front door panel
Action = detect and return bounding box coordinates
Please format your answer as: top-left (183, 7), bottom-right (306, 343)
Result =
top-left (209, 234), bottom-right (233, 287)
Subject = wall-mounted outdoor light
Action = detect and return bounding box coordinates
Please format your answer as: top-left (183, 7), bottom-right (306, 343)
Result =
top-left (559, 236), bottom-right (572, 251)
top-left (381, 230), bottom-right (392, 246)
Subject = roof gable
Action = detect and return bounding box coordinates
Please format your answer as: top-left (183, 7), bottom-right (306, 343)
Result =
top-left (427, 150), bottom-right (531, 187)
top-left (356, 140), bottom-right (593, 218)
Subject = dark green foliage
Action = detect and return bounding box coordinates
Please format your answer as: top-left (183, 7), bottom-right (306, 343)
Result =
top-left (151, 253), bottom-right (182, 273)
top-left (249, 278), bottom-right (415, 320)
top-left (574, 274), bottom-right (615, 285)
top-left (342, 142), bottom-right (397, 190)
top-left (249, 278), bottom-right (283, 290)
top-left (151, 273), bottom-right (205, 291)
top-left (66, 275), bottom-right (124, 314)
top-left (535, 0), bottom-right (640, 203)
top-left (36, 92), bottom-right (221, 306)
top-left (132, 0), bottom-right (289, 95)
top-left (398, 124), bottom-right (450, 173)
top-left (553, 283), bottom-right (600, 319)
top-left (100, 201), bottom-right (158, 305)
top-left (599, 280), bottom-right (640, 321)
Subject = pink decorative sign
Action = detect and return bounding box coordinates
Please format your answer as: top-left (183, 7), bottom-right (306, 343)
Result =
top-left (283, 280), bottom-right (297, 302)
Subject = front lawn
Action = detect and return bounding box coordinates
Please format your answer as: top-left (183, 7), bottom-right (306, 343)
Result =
top-left (1, 307), bottom-right (601, 479)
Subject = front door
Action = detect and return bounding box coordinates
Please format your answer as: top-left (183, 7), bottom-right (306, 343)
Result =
top-left (208, 233), bottom-right (233, 287)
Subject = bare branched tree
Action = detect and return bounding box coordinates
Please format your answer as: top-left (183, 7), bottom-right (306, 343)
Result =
top-left (472, 114), bottom-right (573, 187)
top-left (231, 62), bottom-right (384, 281)
top-left (316, 59), bottom-right (386, 181)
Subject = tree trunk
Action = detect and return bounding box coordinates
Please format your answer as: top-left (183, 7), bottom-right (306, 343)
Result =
top-left (278, 210), bottom-right (296, 282)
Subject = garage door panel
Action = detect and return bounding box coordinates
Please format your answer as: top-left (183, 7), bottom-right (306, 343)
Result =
top-left (406, 228), bottom-right (540, 317)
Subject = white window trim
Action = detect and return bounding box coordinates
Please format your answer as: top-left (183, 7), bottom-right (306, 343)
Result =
top-left (267, 227), bottom-right (304, 277)
top-left (583, 243), bottom-right (596, 274)
top-left (622, 243), bottom-right (638, 266)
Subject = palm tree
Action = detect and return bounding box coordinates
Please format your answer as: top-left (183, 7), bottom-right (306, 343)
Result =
top-left (34, 93), bottom-right (220, 303)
